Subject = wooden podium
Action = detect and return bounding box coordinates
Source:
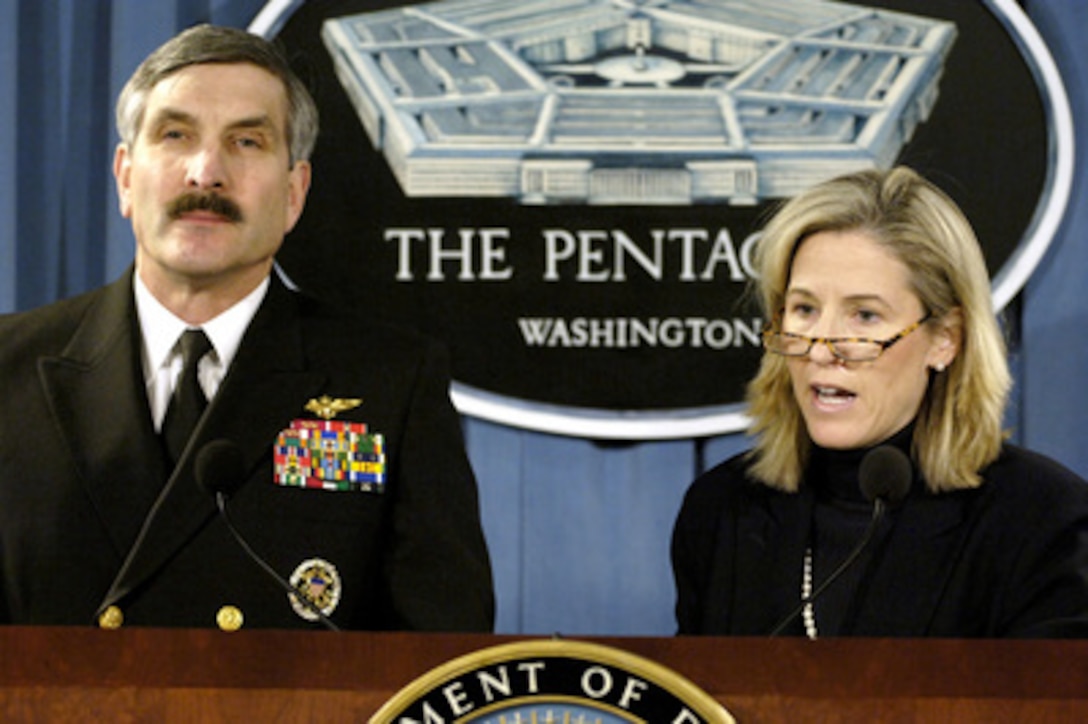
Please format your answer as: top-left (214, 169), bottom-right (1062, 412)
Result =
top-left (1, 626), bottom-right (1086, 721)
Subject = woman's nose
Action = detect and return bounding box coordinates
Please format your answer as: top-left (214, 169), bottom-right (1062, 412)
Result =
top-left (806, 337), bottom-right (841, 364)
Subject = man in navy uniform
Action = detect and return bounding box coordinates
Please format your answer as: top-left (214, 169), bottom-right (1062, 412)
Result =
top-left (0, 25), bottom-right (494, 631)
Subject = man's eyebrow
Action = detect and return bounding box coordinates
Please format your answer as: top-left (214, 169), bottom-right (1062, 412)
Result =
top-left (227, 114), bottom-right (276, 132)
top-left (146, 108), bottom-right (276, 132)
top-left (146, 107), bottom-right (196, 128)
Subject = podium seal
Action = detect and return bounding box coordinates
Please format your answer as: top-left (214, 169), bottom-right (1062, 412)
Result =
top-left (370, 639), bottom-right (733, 723)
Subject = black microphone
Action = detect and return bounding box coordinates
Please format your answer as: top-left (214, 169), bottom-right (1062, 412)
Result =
top-left (769, 445), bottom-right (912, 636)
top-left (858, 445), bottom-right (913, 509)
top-left (195, 440), bottom-right (341, 631)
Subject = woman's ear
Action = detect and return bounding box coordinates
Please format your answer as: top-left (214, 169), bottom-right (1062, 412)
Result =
top-left (928, 307), bottom-right (963, 372)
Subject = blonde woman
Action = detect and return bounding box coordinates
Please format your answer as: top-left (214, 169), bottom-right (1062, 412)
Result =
top-left (672, 167), bottom-right (1088, 637)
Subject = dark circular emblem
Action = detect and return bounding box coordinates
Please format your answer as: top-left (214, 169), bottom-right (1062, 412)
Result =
top-left (257, 0), bottom-right (1071, 438)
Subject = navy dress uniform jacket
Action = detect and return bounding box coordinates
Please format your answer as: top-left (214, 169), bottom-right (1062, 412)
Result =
top-left (0, 270), bottom-right (495, 631)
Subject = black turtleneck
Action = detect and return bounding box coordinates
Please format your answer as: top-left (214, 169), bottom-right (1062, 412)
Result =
top-left (806, 425), bottom-right (914, 636)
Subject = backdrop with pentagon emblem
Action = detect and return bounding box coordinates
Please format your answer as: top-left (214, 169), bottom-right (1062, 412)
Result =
top-left (1, 0), bottom-right (1085, 635)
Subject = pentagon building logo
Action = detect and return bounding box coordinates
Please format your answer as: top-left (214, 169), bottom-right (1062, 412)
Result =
top-left (322, 0), bottom-right (955, 205)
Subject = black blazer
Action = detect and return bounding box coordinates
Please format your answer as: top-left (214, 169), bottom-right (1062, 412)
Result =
top-left (672, 445), bottom-right (1088, 637)
top-left (0, 270), bottom-right (494, 630)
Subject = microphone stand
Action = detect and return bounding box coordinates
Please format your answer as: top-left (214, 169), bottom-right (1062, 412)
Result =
top-left (768, 499), bottom-right (887, 637)
top-left (215, 492), bottom-right (342, 632)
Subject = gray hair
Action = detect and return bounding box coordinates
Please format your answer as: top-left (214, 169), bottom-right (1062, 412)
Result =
top-left (115, 24), bottom-right (318, 165)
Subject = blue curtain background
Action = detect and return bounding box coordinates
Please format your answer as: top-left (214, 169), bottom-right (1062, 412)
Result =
top-left (1, 0), bottom-right (1084, 636)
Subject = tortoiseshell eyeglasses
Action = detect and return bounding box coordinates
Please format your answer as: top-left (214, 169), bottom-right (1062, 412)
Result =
top-left (762, 313), bottom-right (932, 362)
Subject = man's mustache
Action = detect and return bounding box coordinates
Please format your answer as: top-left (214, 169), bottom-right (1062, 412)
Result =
top-left (167, 192), bottom-right (243, 223)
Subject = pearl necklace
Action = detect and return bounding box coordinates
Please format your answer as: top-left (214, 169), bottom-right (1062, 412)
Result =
top-left (802, 547), bottom-right (817, 639)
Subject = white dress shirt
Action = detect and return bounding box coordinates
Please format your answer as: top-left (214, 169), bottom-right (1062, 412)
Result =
top-left (134, 274), bottom-right (268, 431)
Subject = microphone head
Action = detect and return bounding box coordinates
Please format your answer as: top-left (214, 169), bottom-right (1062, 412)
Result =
top-left (195, 439), bottom-right (247, 498)
top-left (859, 445), bottom-right (913, 505)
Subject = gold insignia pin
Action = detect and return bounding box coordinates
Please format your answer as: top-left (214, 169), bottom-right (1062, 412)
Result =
top-left (98, 605), bottom-right (124, 630)
top-left (305, 395), bottom-right (362, 420)
top-left (217, 605), bottom-right (244, 632)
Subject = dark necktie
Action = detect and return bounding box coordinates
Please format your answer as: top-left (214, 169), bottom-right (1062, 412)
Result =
top-left (162, 328), bottom-right (213, 465)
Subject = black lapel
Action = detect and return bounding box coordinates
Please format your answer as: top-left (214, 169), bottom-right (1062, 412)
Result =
top-left (729, 485), bottom-right (815, 634)
top-left (95, 277), bottom-right (327, 614)
top-left (851, 491), bottom-right (970, 634)
top-left (37, 271), bottom-right (169, 557)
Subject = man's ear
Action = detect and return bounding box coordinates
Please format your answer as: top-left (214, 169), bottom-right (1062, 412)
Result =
top-left (113, 143), bottom-right (133, 219)
top-left (284, 159), bottom-right (312, 234)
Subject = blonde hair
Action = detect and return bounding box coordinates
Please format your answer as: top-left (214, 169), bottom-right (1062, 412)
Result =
top-left (746, 166), bottom-right (1010, 493)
